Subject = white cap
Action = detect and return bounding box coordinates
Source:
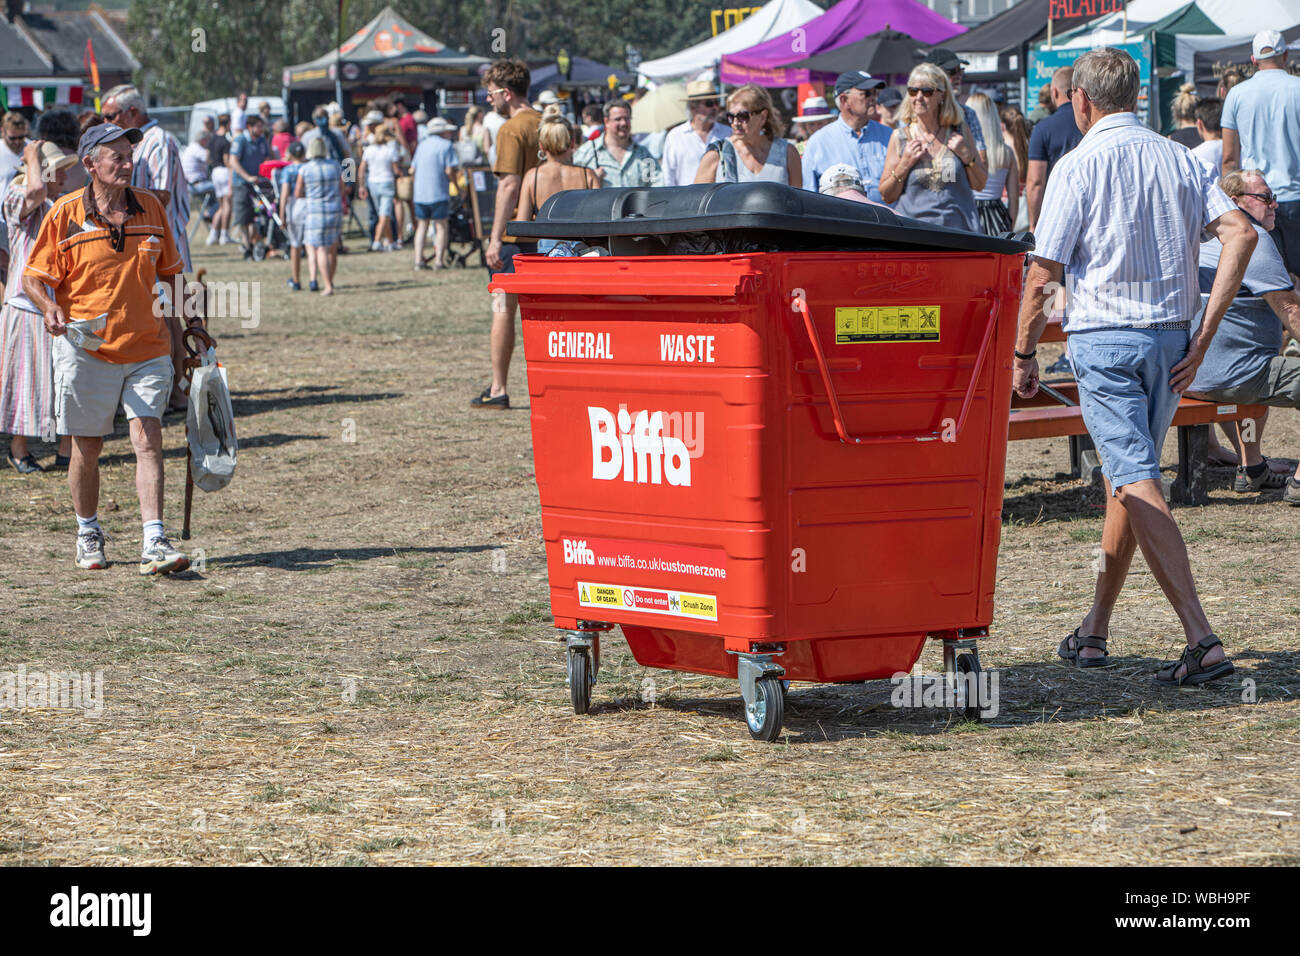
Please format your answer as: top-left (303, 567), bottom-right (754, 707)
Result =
top-left (819, 163), bottom-right (863, 195)
top-left (426, 117), bottom-right (456, 133)
top-left (1254, 29), bottom-right (1286, 58)
top-left (537, 90), bottom-right (560, 105)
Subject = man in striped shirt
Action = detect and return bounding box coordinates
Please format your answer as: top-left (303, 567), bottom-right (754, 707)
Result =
top-left (1012, 48), bottom-right (1258, 687)
top-left (102, 84), bottom-right (191, 408)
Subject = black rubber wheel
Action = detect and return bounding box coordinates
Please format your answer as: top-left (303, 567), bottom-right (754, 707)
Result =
top-left (955, 652), bottom-right (982, 722)
top-left (745, 676), bottom-right (784, 742)
top-left (251, 242), bottom-right (267, 262)
top-left (569, 648), bottom-right (592, 715)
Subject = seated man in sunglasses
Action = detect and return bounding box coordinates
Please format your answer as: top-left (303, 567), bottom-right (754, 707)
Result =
top-left (1185, 169), bottom-right (1300, 504)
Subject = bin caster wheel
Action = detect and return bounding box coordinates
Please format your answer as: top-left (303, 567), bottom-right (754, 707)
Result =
top-left (745, 677), bottom-right (785, 742)
top-left (954, 652), bottom-right (981, 722)
top-left (568, 648), bottom-right (592, 715)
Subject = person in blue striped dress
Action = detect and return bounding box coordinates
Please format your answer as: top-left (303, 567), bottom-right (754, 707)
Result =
top-left (293, 139), bottom-right (344, 296)
top-left (1011, 48), bottom-right (1259, 687)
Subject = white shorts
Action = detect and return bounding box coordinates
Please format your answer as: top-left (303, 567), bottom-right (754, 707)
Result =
top-left (212, 166), bottom-right (233, 199)
top-left (54, 336), bottom-right (172, 437)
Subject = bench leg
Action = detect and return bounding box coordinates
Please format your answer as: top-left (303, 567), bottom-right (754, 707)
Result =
top-left (1069, 433), bottom-right (1100, 479)
top-left (1171, 424), bottom-right (1209, 506)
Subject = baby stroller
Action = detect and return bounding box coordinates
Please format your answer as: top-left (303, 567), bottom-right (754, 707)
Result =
top-left (247, 177), bottom-right (287, 262)
top-left (442, 191), bottom-right (483, 269)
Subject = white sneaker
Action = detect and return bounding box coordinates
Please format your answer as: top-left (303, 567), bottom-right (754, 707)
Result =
top-left (75, 529), bottom-right (107, 570)
top-left (205, 229), bottom-right (220, 246)
top-left (219, 232), bottom-right (232, 245)
top-left (371, 240), bottom-right (384, 252)
top-left (140, 535), bottom-right (190, 576)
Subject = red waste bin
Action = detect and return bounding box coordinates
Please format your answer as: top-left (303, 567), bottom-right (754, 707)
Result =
top-left (492, 184), bottom-right (1030, 740)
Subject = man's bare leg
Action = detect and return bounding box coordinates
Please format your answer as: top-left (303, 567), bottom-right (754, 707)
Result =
top-left (70, 435), bottom-right (103, 519)
top-left (1076, 477), bottom-right (1140, 656)
top-left (1111, 478), bottom-right (1224, 675)
top-left (488, 293), bottom-right (517, 398)
top-left (130, 417), bottom-right (164, 523)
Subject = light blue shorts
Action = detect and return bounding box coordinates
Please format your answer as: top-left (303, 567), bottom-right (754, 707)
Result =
top-left (1068, 328), bottom-right (1189, 493)
top-left (369, 180), bottom-right (396, 218)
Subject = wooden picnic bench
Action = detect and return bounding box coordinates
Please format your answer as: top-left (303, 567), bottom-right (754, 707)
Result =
top-left (1008, 319), bottom-right (1267, 504)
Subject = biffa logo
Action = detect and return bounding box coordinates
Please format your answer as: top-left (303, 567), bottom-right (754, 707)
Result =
top-left (588, 406), bottom-right (692, 486)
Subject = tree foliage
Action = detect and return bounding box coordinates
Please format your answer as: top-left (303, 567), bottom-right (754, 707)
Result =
top-left (127, 0), bottom-right (825, 103)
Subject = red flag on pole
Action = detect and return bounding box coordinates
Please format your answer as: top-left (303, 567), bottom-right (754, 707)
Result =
top-left (85, 38), bottom-right (102, 110)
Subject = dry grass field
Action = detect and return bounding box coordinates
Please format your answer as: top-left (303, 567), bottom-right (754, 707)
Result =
top-left (1, 231), bottom-right (1297, 865)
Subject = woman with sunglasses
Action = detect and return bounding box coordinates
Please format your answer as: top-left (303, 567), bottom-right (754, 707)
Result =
top-left (693, 84), bottom-right (801, 187)
top-left (880, 64), bottom-right (984, 231)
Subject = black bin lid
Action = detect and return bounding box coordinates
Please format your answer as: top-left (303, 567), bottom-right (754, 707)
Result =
top-left (509, 182), bottom-right (1033, 255)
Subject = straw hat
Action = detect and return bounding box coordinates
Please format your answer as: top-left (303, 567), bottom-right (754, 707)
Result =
top-left (12, 141), bottom-right (78, 185)
top-left (683, 79), bottom-right (722, 102)
top-left (792, 96), bottom-right (832, 124)
top-left (426, 117), bottom-right (456, 134)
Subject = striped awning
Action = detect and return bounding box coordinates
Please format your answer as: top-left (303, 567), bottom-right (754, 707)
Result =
top-left (0, 82), bottom-right (85, 111)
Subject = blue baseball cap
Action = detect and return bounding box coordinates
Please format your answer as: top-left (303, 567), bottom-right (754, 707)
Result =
top-left (77, 122), bottom-right (143, 160)
top-left (834, 71), bottom-right (886, 99)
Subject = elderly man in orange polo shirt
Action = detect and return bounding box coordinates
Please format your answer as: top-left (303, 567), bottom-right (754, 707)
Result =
top-left (22, 123), bottom-right (191, 575)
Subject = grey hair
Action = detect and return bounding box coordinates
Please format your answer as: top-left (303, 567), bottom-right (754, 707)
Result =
top-left (603, 99), bottom-right (630, 121)
top-left (1072, 48), bottom-right (1140, 113)
top-left (102, 84), bottom-right (145, 115)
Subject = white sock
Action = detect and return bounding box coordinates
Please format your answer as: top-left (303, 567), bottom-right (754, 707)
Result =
top-left (76, 514), bottom-right (100, 534)
top-left (143, 519), bottom-right (164, 546)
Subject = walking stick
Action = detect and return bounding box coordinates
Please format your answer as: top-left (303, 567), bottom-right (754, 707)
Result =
top-left (180, 269), bottom-right (216, 540)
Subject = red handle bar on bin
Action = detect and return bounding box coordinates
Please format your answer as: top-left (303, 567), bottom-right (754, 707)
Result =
top-left (793, 293), bottom-right (1000, 445)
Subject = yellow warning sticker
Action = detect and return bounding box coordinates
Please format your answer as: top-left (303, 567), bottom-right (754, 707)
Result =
top-left (577, 582), bottom-right (719, 623)
top-left (835, 305), bottom-right (940, 343)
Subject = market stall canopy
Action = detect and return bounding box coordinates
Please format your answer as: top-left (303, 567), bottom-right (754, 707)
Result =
top-left (1048, 0), bottom-right (1300, 50)
top-left (782, 28), bottom-right (924, 77)
top-left (948, 0), bottom-right (1093, 56)
top-left (637, 0), bottom-right (824, 81)
top-left (282, 4), bottom-right (489, 90)
top-left (1184, 28), bottom-right (1300, 90)
top-left (720, 0), bottom-right (964, 86)
top-left (529, 55), bottom-right (632, 94)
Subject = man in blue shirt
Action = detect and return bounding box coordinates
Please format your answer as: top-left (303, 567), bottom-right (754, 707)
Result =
top-left (1222, 29), bottom-right (1300, 278)
top-left (802, 71), bottom-right (892, 203)
top-left (228, 114), bottom-right (271, 256)
top-left (1026, 66), bottom-right (1084, 230)
top-left (1187, 169), bottom-right (1300, 504)
top-left (410, 117), bottom-right (460, 270)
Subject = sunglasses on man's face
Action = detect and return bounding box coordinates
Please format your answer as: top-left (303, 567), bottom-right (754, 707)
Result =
top-left (907, 86), bottom-right (938, 98)
top-left (1243, 191), bottom-right (1278, 205)
top-left (692, 100), bottom-right (719, 109)
top-left (102, 109), bottom-right (121, 122)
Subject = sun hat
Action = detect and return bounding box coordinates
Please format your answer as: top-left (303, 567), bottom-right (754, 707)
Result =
top-left (684, 79), bottom-right (723, 102)
top-left (427, 117), bottom-right (456, 134)
top-left (12, 140), bottom-right (78, 183)
top-left (792, 95), bottom-right (833, 123)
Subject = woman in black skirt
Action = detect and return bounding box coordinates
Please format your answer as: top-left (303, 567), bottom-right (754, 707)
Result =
top-left (967, 92), bottom-right (1018, 236)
